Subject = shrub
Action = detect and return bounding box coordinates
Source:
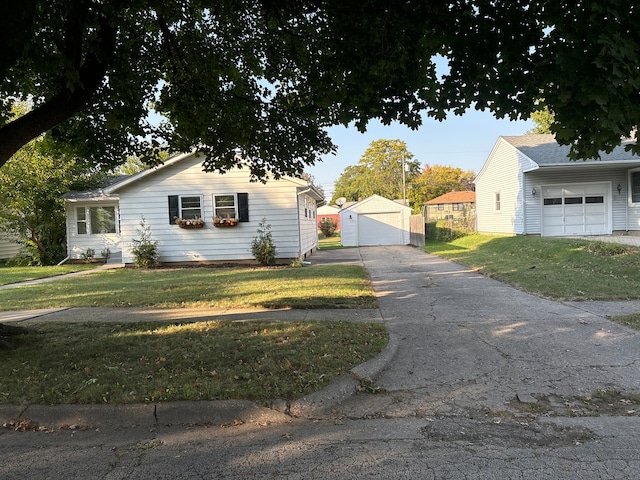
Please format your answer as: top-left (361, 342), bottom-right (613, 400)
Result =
top-left (319, 218), bottom-right (338, 237)
top-left (80, 248), bottom-right (95, 262)
top-left (130, 217), bottom-right (158, 268)
top-left (426, 219), bottom-right (474, 242)
top-left (251, 218), bottom-right (277, 266)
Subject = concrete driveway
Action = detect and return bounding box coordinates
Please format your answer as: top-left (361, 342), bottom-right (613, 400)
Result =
top-left (337, 245), bottom-right (640, 419)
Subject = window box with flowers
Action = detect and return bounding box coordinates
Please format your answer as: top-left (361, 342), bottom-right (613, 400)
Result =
top-left (175, 217), bottom-right (205, 229)
top-left (212, 216), bottom-right (238, 227)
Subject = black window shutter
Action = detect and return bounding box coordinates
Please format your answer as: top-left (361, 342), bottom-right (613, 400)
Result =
top-left (237, 193), bottom-right (249, 222)
top-left (168, 195), bottom-right (179, 224)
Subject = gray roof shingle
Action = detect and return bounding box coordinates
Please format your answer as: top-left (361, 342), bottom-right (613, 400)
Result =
top-left (501, 134), bottom-right (640, 165)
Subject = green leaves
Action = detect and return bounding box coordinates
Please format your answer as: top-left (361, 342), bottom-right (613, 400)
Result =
top-left (332, 139), bottom-right (420, 205)
top-left (2, 1), bottom-right (640, 175)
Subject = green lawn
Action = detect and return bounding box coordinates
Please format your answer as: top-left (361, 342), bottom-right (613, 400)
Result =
top-left (2, 319), bottom-right (387, 405)
top-left (0, 265), bottom-right (377, 310)
top-left (425, 235), bottom-right (640, 301)
top-left (0, 264), bottom-right (97, 286)
top-left (318, 232), bottom-right (342, 249)
top-left (0, 262), bottom-right (383, 405)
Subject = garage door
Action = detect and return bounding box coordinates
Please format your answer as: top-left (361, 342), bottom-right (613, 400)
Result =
top-left (358, 212), bottom-right (403, 246)
top-left (542, 183), bottom-right (609, 236)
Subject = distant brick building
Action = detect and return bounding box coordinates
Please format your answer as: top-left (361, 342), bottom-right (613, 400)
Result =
top-left (317, 204), bottom-right (341, 231)
top-left (423, 191), bottom-right (476, 222)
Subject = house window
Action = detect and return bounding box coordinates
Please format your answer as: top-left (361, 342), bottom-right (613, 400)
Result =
top-left (437, 204), bottom-right (444, 210)
top-left (76, 207), bottom-right (87, 234)
top-left (213, 194), bottom-right (237, 219)
top-left (452, 203), bottom-right (463, 211)
top-left (77, 206), bottom-right (117, 234)
top-left (180, 196), bottom-right (202, 219)
top-left (632, 171), bottom-right (640, 203)
top-left (495, 193), bottom-right (501, 212)
top-left (89, 206), bottom-right (116, 234)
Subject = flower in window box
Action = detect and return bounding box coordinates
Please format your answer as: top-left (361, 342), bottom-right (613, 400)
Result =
top-left (175, 217), bottom-right (205, 229)
top-left (213, 216), bottom-right (238, 227)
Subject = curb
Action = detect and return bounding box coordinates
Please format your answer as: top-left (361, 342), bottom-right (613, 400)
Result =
top-left (289, 329), bottom-right (400, 419)
top-left (1, 327), bottom-right (398, 430)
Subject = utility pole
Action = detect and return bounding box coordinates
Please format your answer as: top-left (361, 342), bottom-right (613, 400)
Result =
top-left (402, 155), bottom-right (407, 206)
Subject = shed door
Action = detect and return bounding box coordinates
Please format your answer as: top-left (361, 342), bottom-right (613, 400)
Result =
top-left (542, 183), bottom-right (609, 236)
top-left (358, 212), bottom-right (403, 246)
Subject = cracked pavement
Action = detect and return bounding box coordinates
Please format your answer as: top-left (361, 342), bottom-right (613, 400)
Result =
top-left (3, 245), bottom-right (640, 479)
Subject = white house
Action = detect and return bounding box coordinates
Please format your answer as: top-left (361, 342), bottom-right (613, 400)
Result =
top-left (475, 134), bottom-right (640, 236)
top-left (0, 233), bottom-right (20, 260)
top-left (339, 195), bottom-right (411, 246)
top-left (63, 152), bottom-right (324, 264)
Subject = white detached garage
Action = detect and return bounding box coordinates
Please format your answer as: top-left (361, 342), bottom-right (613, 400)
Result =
top-left (340, 195), bottom-right (411, 246)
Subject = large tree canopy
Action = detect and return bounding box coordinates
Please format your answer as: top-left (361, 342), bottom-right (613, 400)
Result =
top-left (409, 165), bottom-right (476, 207)
top-left (332, 139), bottom-right (421, 205)
top-left (2, 1), bottom-right (640, 178)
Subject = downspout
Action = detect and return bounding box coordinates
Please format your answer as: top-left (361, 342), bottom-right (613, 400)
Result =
top-left (57, 256), bottom-right (69, 265)
top-left (625, 172), bottom-right (629, 232)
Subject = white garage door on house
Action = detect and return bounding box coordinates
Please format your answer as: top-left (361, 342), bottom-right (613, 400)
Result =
top-left (357, 212), bottom-right (404, 246)
top-left (542, 183), bottom-right (610, 236)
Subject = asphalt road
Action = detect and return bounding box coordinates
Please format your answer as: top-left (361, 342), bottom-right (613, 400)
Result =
top-left (3, 245), bottom-right (640, 479)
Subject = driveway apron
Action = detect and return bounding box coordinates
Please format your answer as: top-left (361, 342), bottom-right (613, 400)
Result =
top-left (338, 245), bottom-right (640, 418)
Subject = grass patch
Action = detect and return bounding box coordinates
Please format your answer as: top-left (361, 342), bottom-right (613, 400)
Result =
top-left (0, 265), bottom-right (97, 286)
top-left (318, 233), bottom-right (342, 250)
top-left (611, 313), bottom-right (640, 331)
top-left (0, 265), bottom-right (377, 310)
top-left (1, 320), bottom-right (387, 404)
top-left (425, 235), bottom-right (640, 300)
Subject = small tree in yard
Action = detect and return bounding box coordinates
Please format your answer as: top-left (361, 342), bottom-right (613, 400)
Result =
top-left (251, 218), bottom-right (277, 266)
top-left (131, 217), bottom-right (158, 268)
top-left (319, 218), bottom-right (338, 237)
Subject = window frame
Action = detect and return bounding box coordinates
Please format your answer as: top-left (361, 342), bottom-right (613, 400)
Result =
top-left (495, 192), bottom-right (501, 213)
top-left (179, 195), bottom-right (203, 220)
top-left (76, 205), bottom-right (118, 235)
top-left (630, 169), bottom-right (640, 204)
top-left (213, 193), bottom-right (238, 220)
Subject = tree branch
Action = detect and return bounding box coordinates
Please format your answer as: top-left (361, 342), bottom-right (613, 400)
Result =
top-left (0, 17), bottom-right (117, 167)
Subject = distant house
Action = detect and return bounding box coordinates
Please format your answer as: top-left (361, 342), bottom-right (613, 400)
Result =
top-left (63, 152), bottom-right (324, 264)
top-left (317, 204), bottom-right (341, 231)
top-left (339, 195), bottom-right (411, 246)
top-left (0, 233), bottom-right (20, 260)
top-left (423, 191), bottom-right (476, 222)
top-left (475, 134), bottom-right (640, 236)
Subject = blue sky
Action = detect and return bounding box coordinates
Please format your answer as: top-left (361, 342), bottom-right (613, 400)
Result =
top-left (309, 110), bottom-right (534, 199)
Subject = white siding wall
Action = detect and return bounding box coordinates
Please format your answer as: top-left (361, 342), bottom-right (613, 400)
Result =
top-left (0, 234), bottom-right (20, 259)
top-left (116, 156), bottom-right (308, 263)
top-left (525, 167), bottom-right (630, 233)
top-left (476, 139), bottom-right (529, 234)
top-left (65, 202), bottom-right (122, 260)
top-left (298, 192), bottom-right (319, 258)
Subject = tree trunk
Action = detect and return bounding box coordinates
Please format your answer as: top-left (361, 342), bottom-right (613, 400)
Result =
top-left (0, 18), bottom-right (116, 168)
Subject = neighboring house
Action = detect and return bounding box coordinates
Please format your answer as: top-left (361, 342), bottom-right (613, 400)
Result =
top-left (317, 204), bottom-right (341, 231)
top-left (475, 134), bottom-right (640, 236)
top-left (0, 233), bottom-right (20, 260)
top-left (340, 195), bottom-right (411, 246)
top-left (423, 191), bottom-right (476, 222)
top-left (63, 152), bottom-right (324, 264)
